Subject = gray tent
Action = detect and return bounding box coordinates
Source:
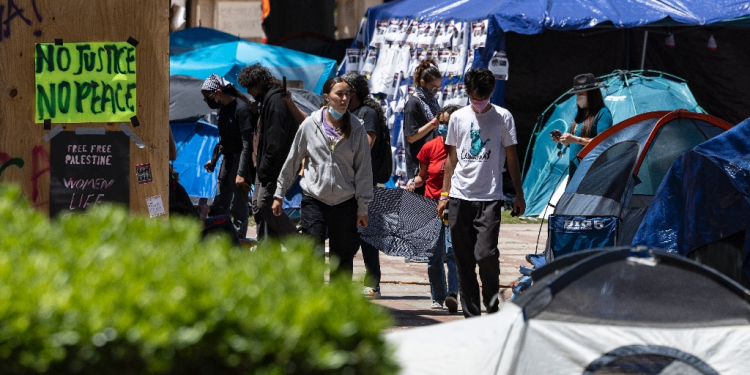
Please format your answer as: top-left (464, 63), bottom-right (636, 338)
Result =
top-left (387, 247), bottom-right (750, 374)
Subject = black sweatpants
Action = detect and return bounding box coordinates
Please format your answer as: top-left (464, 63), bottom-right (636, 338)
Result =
top-left (300, 195), bottom-right (360, 280)
top-left (448, 198), bottom-right (503, 318)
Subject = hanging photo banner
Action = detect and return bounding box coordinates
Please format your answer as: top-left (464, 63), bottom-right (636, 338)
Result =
top-left (49, 131), bottom-right (130, 218)
top-left (404, 19), bottom-right (419, 47)
top-left (434, 22), bottom-right (452, 49)
top-left (35, 42), bottom-right (137, 123)
top-left (471, 20), bottom-right (488, 49)
top-left (345, 48), bottom-right (361, 73)
top-left (396, 19), bottom-right (409, 45)
top-left (370, 21), bottom-right (388, 48)
top-left (384, 19), bottom-right (400, 44)
top-left (416, 22), bottom-right (432, 49)
top-left (438, 49), bottom-right (451, 76)
top-left (489, 51), bottom-right (509, 80)
top-left (360, 49), bottom-right (378, 75)
top-left (358, 49), bottom-right (368, 73)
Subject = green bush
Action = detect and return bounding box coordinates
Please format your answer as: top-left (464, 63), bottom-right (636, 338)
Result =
top-left (0, 186), bottom-right (397, 374)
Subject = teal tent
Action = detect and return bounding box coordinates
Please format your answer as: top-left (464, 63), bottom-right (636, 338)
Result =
top-left (170, 40), bottom-right (337, 94)
top-left (522, 70), bottom-right (704, 217)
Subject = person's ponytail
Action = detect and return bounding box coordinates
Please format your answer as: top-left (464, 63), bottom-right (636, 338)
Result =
top-left (413, 58), bottom-right (441, 85)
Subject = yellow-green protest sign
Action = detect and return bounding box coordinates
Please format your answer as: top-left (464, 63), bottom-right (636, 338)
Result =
top-left (35, 42), bottom-right (136, 123)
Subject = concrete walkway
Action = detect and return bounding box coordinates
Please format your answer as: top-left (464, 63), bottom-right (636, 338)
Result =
top-left (353, 224), bottom-right (547, 331)
top-left (248, 222), bottom-right (548, 331)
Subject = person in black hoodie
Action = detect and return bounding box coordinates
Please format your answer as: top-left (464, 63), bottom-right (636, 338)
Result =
top-left (238, 64), bottom-right (299, 239)
top-left (201, 74), bottom-right (253, 238)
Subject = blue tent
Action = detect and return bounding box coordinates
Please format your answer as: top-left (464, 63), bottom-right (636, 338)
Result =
top-left (170, 40), bottom-right (338, 94)
top-left (547, 110), bottom-right (731, 259)
top-left (170, 27), bottom-right (239, 56)
top-left (633, 118), bottom-right (750, 286)
top-left (522, 70), bottom-right (704, 217)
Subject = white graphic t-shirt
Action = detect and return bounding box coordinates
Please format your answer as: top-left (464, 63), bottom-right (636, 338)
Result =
top-left (445, 104), bottom-right (517, 201)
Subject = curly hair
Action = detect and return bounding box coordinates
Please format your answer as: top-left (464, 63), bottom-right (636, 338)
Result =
top-left (464, 68), bottom-right (496, 98)
top-left (413, 58), bottom-right (442, 85)
top-left (341, 72), bottom-right (387, 132)
top-left (237, 63), bottom-right (280, 92)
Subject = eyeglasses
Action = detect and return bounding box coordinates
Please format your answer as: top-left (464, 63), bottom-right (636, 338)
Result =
top-left (202, 91), bottom-right (217, 103)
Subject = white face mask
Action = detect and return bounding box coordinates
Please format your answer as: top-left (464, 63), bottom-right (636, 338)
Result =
top-left (576, 95), bottom-right (588, 109)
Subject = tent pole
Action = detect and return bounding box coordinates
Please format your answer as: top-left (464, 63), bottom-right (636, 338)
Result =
top-left (640, 31), bottom-right (648, 70)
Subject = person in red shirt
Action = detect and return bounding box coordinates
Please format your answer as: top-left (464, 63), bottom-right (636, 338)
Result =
top-left (406, 105), bottom-right (461, 313)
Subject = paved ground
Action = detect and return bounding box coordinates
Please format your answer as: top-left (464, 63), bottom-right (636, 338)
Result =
top-left (248, 222), bottom-right (547, 331)
top-left (358, 224), bottom-right (547, 332)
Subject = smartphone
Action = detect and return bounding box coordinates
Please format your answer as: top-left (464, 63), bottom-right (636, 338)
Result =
top-left (282, 76), bottom-right (287, 94)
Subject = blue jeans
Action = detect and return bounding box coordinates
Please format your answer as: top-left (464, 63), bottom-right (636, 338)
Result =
top-left (428, 224), bottom-right (459, 302)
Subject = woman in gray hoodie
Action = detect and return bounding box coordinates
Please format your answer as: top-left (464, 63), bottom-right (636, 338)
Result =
top-left (272, 77), bottom-right (373, 279)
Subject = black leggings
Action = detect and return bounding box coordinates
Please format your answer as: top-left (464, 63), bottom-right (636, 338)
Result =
top-left (300, 195), bottom-right (360, 280)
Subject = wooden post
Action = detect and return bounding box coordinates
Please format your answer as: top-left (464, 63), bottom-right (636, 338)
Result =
top-left (0, 0), bottom-right (169, 216)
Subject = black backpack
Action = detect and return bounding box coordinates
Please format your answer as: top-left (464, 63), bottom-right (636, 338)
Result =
top-left (354, 106), bottom-right (392, 184)
top-left (372, 120), bottom-right (393, 184)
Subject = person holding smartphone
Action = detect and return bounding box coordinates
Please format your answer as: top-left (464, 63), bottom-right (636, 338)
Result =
top-left (551, 73), bottom-right (613, 177)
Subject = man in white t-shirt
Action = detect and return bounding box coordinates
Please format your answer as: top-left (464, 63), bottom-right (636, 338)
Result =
top-left (437, 68), bottom-right (526, 318)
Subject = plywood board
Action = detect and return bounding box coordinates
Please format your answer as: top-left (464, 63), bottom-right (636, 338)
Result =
top-left (0, 0), bottom-right (169, 216)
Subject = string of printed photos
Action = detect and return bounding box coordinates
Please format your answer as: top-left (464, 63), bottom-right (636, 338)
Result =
top-left (343, 16), bottom-right (509, 187)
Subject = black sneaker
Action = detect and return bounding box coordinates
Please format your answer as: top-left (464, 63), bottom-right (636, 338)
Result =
top-left (445, 294), bottom-right (458, 314)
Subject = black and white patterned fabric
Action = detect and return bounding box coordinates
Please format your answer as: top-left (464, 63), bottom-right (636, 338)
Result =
top-left (415, 85), bottom-right (440, 120)
top-left (361, 187), bottom-right (442, 258)
top-left (201, 74), bottom-right (232, 91)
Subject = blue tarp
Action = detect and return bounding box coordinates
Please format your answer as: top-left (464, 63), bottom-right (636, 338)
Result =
top-left (170, 40), bottom-right (337, 94)
top-left (171, 120), bottom-right (302, 213)
top-left (172, 121), bottom-right (221, 199)
top-left (632, 118), bottom-right (750, 276)
top-left (522, 71), bottom-right (704, 217)
top-left (365, 0), bottom-right (750, 35)
top-left (170, 27), bottom-right (239, 56)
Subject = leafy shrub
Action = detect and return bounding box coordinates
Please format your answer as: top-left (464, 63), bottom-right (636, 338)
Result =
top-left (0, 186), bottom-right (397, 374)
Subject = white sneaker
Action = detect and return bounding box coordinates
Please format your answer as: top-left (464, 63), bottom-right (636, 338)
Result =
top-left (430, 301), bottom-right (444, 310)
top-left (363, 286), bottom-right (381, 299)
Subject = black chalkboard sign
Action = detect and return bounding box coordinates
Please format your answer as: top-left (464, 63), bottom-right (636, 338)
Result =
top-left (50, 131), bottom-right (130, 217)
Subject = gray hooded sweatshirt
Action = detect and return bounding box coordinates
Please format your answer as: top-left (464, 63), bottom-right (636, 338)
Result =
top-left (275, 108), bottom-right (373, 216)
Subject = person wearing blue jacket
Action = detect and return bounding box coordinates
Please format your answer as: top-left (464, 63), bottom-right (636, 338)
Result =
top-left (272, 77), bottom-right (373, 280)
top-left (552, 73), bottom-right (613, 176)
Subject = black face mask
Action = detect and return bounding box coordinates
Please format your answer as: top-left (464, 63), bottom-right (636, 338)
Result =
top-left (253, 91), bottom-right (266, 102)
top-left (205, 99), bottom-right (220, 109)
